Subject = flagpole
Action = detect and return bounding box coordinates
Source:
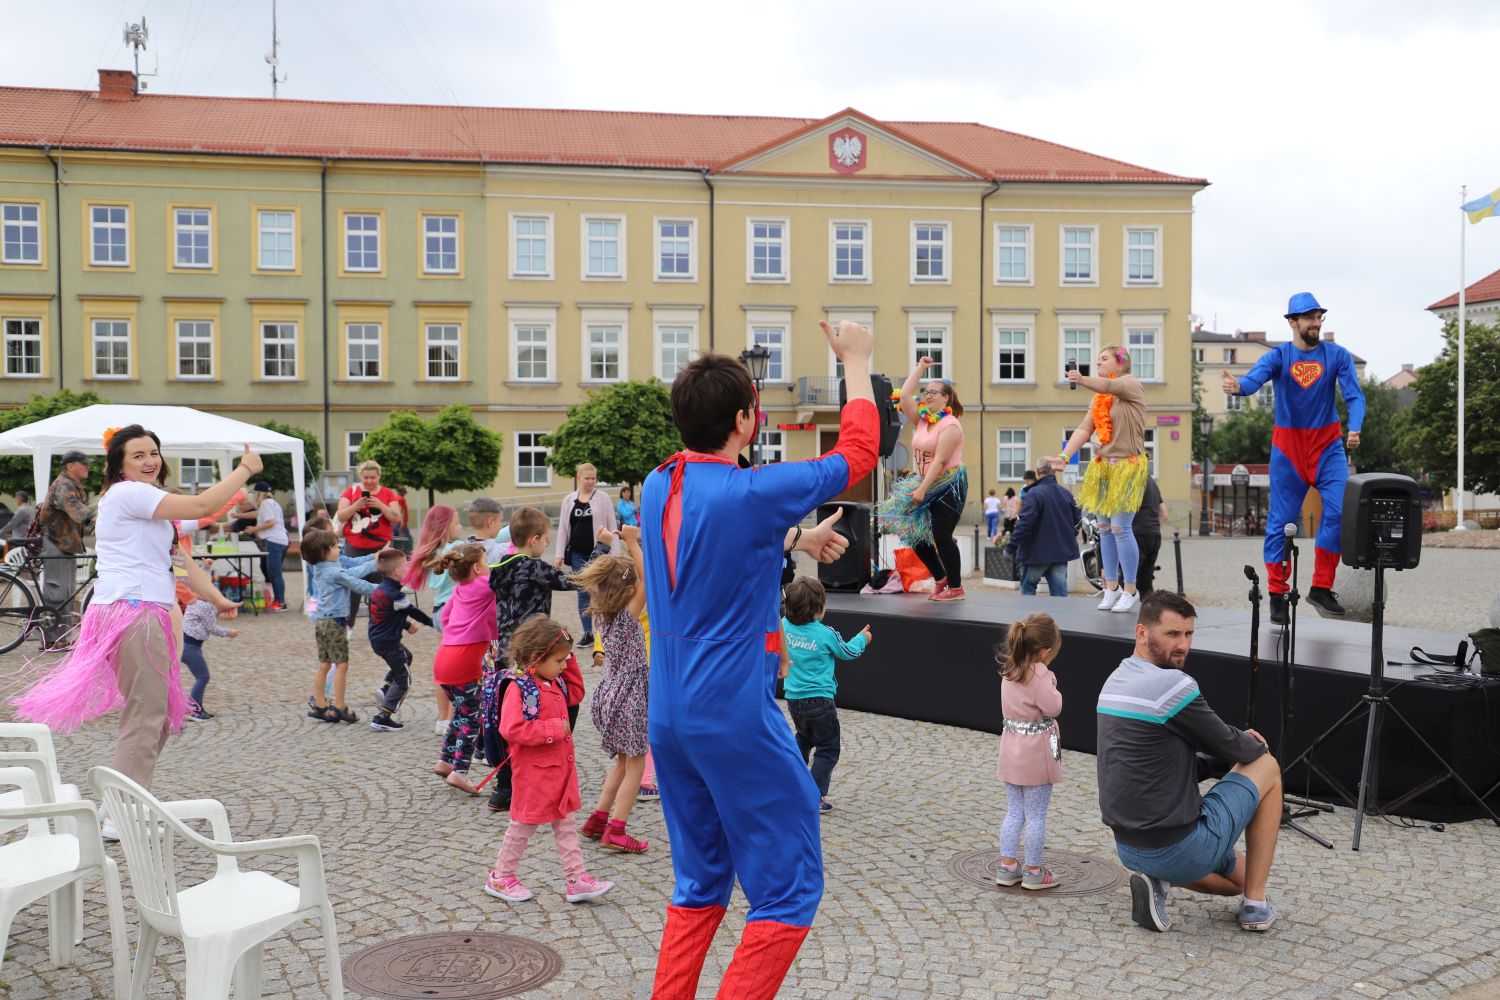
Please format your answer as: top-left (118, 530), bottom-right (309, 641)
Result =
top-left (1456, 185), bottom-right (1467, 530)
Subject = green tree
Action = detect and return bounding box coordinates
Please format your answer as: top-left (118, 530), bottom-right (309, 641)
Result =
top-left (1401, 319), bottom-right (1500, 494)
top-left (257, 420), bottom-right (322, 494)
top-left (1337, 376), bottom-right (1411, 477)
top-left (1209, 405), bottom-right (1276, 465)
top-left (544, 379), bottom-right (682, 488)
top-left (0, 389), bottom-right (108, 496)
top-left (358, 405), bottom-right (503, 506)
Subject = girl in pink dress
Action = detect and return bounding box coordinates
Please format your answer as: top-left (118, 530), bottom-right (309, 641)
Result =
top-left (994, 613), bottom-right (1064, 890)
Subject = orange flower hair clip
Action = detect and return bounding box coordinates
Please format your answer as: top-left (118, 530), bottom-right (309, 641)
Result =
top-left (102, 426), bottom-right (120, 451)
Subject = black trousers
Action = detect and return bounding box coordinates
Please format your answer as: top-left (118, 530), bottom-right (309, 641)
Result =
top-left (912, 495), bottom-right (964, 589)
top-left (373, 642), bottom-right (412, 713)
top-left (1134, 531), bottom-right (1162, 595)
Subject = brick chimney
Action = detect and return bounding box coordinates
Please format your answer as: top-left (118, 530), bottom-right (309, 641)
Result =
top-left (1243, 330), bottom-right (1266, 343)
top-left (1402, 363), bottom-right (1414, 372)
top-left (1324, 330), bottom-right (1335, 342)
top-left (98, 69), bottom-right (137, 101)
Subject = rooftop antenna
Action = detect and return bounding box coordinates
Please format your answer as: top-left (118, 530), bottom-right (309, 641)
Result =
top-left (122, 16), bottom-right (157, 93)
top-left (265, 0), bottom-right (287, 97)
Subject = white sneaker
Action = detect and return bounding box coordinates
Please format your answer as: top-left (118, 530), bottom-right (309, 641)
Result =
top-left (100, 816), bottom-right (119, 842)
top-left (435, 719), bottom-right (449, 735)
top-left (1097, 588), bottom-right (1123, 610)
top-left (1111, 590), bottom-right (1140, 614)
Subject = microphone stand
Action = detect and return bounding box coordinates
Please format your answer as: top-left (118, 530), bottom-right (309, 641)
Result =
top-left (1278, 523), bottom-right (1334, 844)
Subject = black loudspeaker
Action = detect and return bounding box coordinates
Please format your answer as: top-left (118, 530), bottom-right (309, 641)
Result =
top-left (1341, 472), bottom-right (1422, 571)
top-left (816, 501), bottom-right (872, 592)
top-left (840, 373), bottom-right (902, 458)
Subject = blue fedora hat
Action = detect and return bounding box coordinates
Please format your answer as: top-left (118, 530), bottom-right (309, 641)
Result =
top-left (1284, 292), bottom-right (1326, 318)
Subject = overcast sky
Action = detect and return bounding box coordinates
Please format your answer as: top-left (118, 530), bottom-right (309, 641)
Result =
top-left (10, 0), bottom-right (1500, 380)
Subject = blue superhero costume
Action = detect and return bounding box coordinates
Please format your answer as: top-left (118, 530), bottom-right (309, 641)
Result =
top-left (641, 397), bottom-right (878, 1000)
top-left (1235, 339), bottom-right (1365, 593)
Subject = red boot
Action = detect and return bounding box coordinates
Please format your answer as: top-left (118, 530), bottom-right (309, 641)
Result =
top-left (651, 904), bottom-right (726, 1000)
top-left (713, 921), bottom-right (810, 1000)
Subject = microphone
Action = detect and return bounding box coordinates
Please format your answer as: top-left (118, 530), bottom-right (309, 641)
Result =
top-left (1243, 565), bottom-right (1259, 584)
top-left (1283, 523), bottom-right (1296, 539)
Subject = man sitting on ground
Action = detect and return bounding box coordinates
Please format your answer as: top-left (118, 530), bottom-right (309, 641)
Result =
top-left (1095, 591), bottom-right (1283, 932)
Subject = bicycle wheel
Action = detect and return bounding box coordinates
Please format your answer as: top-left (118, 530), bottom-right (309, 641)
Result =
top-left (0, 568), bottom-right (38, 655)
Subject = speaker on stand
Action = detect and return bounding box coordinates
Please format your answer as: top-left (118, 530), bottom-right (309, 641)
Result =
top-left (817, 501), bottom-right (872, 592)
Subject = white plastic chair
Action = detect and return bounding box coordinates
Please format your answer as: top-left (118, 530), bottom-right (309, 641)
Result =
top-left (0, 760), bottom-right (130, 1000)
top-left (89, 766), bottom-right (344, 1000)
top-left (0, 723), bottom-right (87, 927)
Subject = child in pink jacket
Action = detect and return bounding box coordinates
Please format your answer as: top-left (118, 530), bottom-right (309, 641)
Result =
top-left (994, 612), bottom-right (1064, 890)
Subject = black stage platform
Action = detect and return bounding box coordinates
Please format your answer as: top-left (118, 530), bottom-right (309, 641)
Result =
top-left (822, 588), bottom-right (1500, 823)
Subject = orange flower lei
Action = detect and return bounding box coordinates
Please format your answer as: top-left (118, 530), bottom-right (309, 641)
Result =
top-left (1090, 376), bottom-right (1119, 446)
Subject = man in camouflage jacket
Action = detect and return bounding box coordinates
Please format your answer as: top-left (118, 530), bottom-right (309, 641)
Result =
top-left (39, 451), bottom-right (93, 645)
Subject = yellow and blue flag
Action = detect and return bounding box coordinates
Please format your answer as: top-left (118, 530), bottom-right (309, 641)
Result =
top-left (1463, 187), bottom-right (1500, 223)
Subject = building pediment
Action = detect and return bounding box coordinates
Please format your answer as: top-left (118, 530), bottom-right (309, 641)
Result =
top-left (712, 108), bottom-right (987, 182)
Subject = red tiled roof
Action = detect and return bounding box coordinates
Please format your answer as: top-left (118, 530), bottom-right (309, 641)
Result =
top-left (0, 86), bottom-right (1205, 185)
top-left (1427, 265), bottom-right (1500, 310)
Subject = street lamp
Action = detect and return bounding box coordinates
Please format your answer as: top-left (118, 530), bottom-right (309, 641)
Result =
top-left (738, 345), bottom-right (771, 466)
top-left (1198, 410), bottom-right (1215, 536)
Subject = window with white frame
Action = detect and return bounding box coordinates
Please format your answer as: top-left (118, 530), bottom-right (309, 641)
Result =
top-left (425, 323), bottom-right (461, 380)
top-left (749, 220), bottom-right (786, 280)
top-left (993, 327), bottom-right (1030, 382)
top-left (91, 318), bottom-right (130, 377)
top-left (1225, 392), bottom-right (1246, 412)
top-left (513, 324), bottom-right (552, 381)
top-left (656, 219), bottom-right (694, 279)
top-left (346, 323), bottom-right (382, 379)
top-left (586, 325), bottom-right (623, 381)
top-left (423, 215), bottom-right (459, 274)
top-left (344, 213), bottom-right (381, 272)
top-left (257, 210), bottom-right (295, 270)
top-left (346, 431), bottom-right (367, 471)
top-left (1062, 226), bottom-right (1095, 283)
top-left (2, 204), bottom-right (41, 264)
top-left (913, 223), bottom-right (948, 280)
top-left (1222, 348), bottom-right (1237, 364)
top-left (1194, 347), bottom-right (1205, 363)
top-left (1143, 428), bottom-right (1158, 477)
top-left (756, 430), bottom-right (785, 464)
top-left (996, 429), bottom-right (1030, 480)
top-left (1061, 426), bottom-right (1093, 466)
top-left (1126, 327), bottom-right (1160, 381)
top-left (260, 322), bottom-right (298, 379)
top-left (175, 320), bottom-right (214, 379)
top-left (656, 325), bottom-right (694, 381)
top-left (3, 318), bottom-right (42, 376)
top-left (584, 217), bottom-right (623, 278)
top-left (516, 431), bottom-right (551, 486)
top-left (1125, 227), bottom-right (1159, 284)
top-left (173, 208), bottom-right (212, 269)
top-left (512, 215), bottom-right (551, 276)
top-left (180, 458), bottom-right (216, 491)
top-left (831, 221), bottom-right (868, 281)
top-left (1255, 383), bottom-right (1274, 409)
top-left (912, 326), bottom-right (950, 381)
top-left (1061, 326), bottom-right (1096, 380)
top-left (752, 326), bottom-right (787, 381)
top-left (89, 205), bottom-right (129, 266)
top-left (995, 225), bottom-right (1030, 283)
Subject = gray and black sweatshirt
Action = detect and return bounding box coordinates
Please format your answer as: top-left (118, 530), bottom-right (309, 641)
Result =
top-left (1096, 655), bottom-right (1266, 850)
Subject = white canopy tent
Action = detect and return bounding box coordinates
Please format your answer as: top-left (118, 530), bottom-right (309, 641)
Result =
top-left (0, 404), bottom-right (308, 530)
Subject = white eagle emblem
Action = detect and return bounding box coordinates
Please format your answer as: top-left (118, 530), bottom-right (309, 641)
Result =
top-left (832, 133), bottom-right (863, 168)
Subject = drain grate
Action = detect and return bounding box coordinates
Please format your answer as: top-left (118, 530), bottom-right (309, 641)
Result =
top-left (343, 931), bottom-right (563, 999)
top-left (947, 848), bottom-right (1124, 897)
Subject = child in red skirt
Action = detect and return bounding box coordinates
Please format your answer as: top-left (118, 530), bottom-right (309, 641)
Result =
top-left (431, 544), bottom-right (495, 793)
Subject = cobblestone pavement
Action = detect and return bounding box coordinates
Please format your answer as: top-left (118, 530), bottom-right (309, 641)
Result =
top-left (5, 576), bottom-right (1500, 999)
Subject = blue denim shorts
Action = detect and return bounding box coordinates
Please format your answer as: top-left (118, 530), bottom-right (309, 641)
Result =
top-left (1114, 772), bottom-right (1260, 884)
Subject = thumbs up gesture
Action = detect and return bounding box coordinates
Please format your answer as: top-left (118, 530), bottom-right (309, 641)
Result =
top-left (1220, 370), bottom-right (1239, 395)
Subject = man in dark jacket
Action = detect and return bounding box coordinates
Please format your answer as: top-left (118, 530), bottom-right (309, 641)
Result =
top-left (1007, 458), bottom-right (1079, 596)
top-left (1096, 591), bottom-right (1283, 934)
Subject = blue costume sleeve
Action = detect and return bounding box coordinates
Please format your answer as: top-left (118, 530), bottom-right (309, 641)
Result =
top-left (1337, 347), bottom-right (1366, 433)
top-left (1237, 346), bottom-right (1282, 396)
top-left (742, 455), bottom-right (853, 540)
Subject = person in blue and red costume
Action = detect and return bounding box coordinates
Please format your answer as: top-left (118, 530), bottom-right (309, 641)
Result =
top-left (1222, 292), bottom-right (1365, 625)
top-left (641, 319), bottom-right (879, 1000)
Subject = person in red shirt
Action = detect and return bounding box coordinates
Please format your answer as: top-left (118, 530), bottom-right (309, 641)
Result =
top-left (335, 460), bottom-right (404, 622)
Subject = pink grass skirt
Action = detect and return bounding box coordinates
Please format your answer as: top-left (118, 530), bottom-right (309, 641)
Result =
top-left (10, 600), bottom-right (188, 735)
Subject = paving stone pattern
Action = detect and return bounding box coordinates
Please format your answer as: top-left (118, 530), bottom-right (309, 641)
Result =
top-left (4, 576), bottom-right (1500, 999)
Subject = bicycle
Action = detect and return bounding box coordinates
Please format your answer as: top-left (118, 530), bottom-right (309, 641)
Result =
top-left (0, 547), bottom-right (97, 655)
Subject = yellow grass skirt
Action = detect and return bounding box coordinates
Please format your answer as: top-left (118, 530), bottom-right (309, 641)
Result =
top-left (1078, 453), bottom-right (1149, 516)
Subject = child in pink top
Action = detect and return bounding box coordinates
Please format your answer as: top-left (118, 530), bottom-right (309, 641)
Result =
top-left (432, 545), bottom-right (497, 793)
top-left (994, 612), bottom-right (1064, 890)
top-left (485, 615), bottom-right (613, 905)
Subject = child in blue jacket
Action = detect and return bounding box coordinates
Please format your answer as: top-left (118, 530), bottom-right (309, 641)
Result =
top-left (780, 576), bottom-right (871, 813)
top-left (303, 528), bottom-right (380, 723)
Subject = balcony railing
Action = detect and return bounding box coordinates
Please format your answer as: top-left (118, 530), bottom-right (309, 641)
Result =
top-left (797, 376), bottom-right (841, 407)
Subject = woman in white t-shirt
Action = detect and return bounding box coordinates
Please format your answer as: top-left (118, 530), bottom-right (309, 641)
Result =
top-left (242, 480), bottom-right (290, 612)
top-left (14, 424), bottom-right (261, 794)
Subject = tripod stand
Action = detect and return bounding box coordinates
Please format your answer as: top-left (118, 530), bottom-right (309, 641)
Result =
top-left (1286, 562), bottom-right (1500, 850)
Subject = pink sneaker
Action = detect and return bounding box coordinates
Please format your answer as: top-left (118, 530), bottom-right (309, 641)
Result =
top-left (565, 873), bottom-right (615, 903)
top-left (484, 871), bottom-right (533, 902)
top-left (931, 585), bottom-right (967, 602)
top-left (927, 583), bottom-right (949, 601)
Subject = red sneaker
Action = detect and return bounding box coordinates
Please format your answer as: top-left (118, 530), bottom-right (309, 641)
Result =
top-left (927, 584), bottom-right (949, 601)
top-left (932, 585), bottom-right (967, 602)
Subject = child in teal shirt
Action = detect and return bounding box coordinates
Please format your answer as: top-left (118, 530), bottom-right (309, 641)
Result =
top-left (780, 576), bottom-right (871, 813)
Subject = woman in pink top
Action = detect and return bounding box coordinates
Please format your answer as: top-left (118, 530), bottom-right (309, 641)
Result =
top-left (431, 544), bottom-right (497, 793)
top-left (878, 355), bottom-right (969, 600)
top-left (994, 613), bottom-right (1064, 890)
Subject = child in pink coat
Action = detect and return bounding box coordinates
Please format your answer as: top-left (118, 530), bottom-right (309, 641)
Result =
top-left (485, 614), bottom-right (614, 905)
top-left (994, 612), bottom-right (1064, 890)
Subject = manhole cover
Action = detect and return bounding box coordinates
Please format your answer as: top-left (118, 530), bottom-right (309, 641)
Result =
top-left (343, 931), bottom-right (563, 999)
top-left (947, 849), bottom-right (1124, 897)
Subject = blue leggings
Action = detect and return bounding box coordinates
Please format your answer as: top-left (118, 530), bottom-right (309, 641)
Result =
top-left (999, 782), bottom-right (1054, 868)
top-left (181, 638), bottom-right (209, 710)
top-left (1099, 510), bottom-right (1140, 586)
